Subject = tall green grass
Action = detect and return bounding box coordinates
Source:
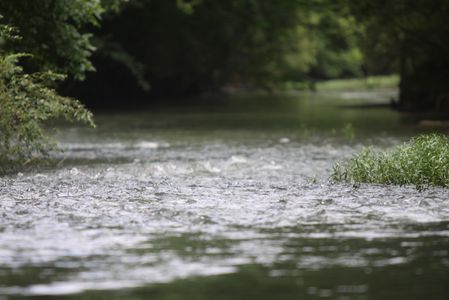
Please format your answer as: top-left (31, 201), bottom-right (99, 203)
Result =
top-left (331, 134), bottom-right (449, 190)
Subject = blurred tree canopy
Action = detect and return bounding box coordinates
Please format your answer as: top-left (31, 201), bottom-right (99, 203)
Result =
top-left (2, 0), bottom-right (449, 169)
top-left (72, 0), bottom-right (448, 113)
top-left (0, 0), bottom-right (125, 80)
top-left (72, 0), bottom-right (366, 103)
top-left (349, 0), bottom-right (449, 112)
top-left (281, 2), bottom-right (364, 81)
top-left (1, 0), bottom-right (448, 137)
top-left (75, 0), bottom-right (301, 100)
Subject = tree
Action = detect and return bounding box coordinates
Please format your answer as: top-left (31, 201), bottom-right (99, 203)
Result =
top-left (72, 0), bottom-right (303, 101)
top-left (72, 0), bottom-right (369, 103)
top-left (350, 0), bottom-right (449, 112)
top-left (280, 2), bottom-right (364, 82)
top-left (0, 1), bottom-right (121, 172)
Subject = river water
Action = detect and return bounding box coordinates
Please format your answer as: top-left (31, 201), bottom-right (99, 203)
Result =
top-left (1, 91), bottom-right (449, 299)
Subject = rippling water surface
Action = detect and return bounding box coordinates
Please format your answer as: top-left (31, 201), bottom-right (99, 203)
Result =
top-left (1, 91), bottom-right (449, 299)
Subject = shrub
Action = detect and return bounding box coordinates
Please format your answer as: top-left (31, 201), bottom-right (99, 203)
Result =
top-left (331, 133), bottom-right (449, 190)
top-left (0, 25), bottom-right (94, 173)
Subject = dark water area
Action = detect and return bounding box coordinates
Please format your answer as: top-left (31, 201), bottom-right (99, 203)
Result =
top-left (1, 90), bottom-right (449, 299)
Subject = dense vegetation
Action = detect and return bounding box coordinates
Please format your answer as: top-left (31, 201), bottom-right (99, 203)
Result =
top-left (331, 134), bottom-right (449, 190)
top-left (0, 1), bottom-right (122, 171)
top-left (72, 0), bottom-right (366, 103)
top-left (71, 0), bottom-right (449, 112)
top-left (350, 0), bottom-right (449, 113)
top-left (1, 0), bottom-right (449, 170)
top-left (0, 35), bottom-right (93, 172)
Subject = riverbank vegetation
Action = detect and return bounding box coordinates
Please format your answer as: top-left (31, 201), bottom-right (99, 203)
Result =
top-left (70, 0), bottom-right (449, 114)
top-left (315, 75), bottom-right (399, 92)
top-left (2, 1), bottom-right (448, 107)
top-left (331, 134), bottom-right (449, 190)
top-left (0, 38), bottom-right (93, 173)
top-left (0, 1), bottom-right (122, 172)
top-left (283, 75), bottom-right (399, 92)
top-left (2, 0), bottom-right (449, 170)
top-left (72, 1), bottom-right (367, 103)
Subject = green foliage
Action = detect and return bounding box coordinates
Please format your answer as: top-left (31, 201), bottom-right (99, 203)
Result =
top-left (348, 0), bottom-right (449, 111)
top-left (0, 0), bottom-right (119, 173)
top-left (84, 0), bottom-right (306, 96)
top-left (0, 0), bottom-right (124, 80)
top-left (0, 38), bottom-right (94, 172)
top-left (331, 134), bottom-right (449, 190)
top-left (75, 0), bottom-right (371, 99)
top-left (315, 75), bottom-right (399, 91)
top-left (0, 1), bottom-right (127, 172)
top-left (93, 37), bottom-right (150, 91)
top-left (350, 0), bottom-right (449, 70)
top-left (282, 6), bottom-right (364, 80)
top-left (176, 0), bottom-right (203, 15)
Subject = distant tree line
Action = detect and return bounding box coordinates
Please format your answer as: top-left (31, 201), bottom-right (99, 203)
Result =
top-left (71, 0), bottom-right (366, 103)
top-left (1, 0), bottom-right (449, 169)
top-left (69, 0), bottom-right (449, 113)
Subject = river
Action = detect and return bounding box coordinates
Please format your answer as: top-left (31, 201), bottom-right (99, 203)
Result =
top-left (1, 90), bottom-right (449, 299)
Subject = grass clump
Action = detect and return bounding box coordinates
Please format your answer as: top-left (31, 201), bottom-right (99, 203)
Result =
top-left (331, 133), bottom-right (449, 190)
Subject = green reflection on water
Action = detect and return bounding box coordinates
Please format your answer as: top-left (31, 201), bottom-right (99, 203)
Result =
top-left (35, 226), bottom-right (449, 300)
